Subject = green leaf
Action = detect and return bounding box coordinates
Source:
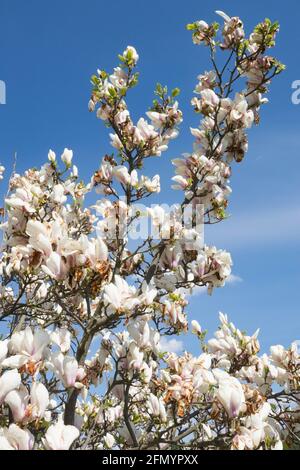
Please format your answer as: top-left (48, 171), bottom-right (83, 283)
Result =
top-left (90, 74), bottom-right (99, 85)
top-left (171, 87), bottom-right (180, 97)
top-left (108, 87), bottom-right (117, 98)
top-left (186, 22), bottom-right (197, 31)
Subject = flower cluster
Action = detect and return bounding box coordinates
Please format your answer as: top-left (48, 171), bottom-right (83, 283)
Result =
top-left (0, 10), bottom-right (291, 451)
top-left (178, 11), bottom-right (284, 225)
top-left (89, 50), bottom-right (182, 163)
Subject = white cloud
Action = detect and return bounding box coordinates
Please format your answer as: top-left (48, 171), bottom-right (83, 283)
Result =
top-left (159, 337), bottom-right (184, 353)
top-left (227, 274), bottom-right (243, 284)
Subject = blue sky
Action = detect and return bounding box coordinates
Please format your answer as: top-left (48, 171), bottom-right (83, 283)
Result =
top-left (0, 0), bottom-right (299, 354)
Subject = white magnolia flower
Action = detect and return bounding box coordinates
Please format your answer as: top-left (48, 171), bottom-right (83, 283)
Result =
top-left (214, 371), bottom-right (245, 418)
top-left (147, 393), bottom-right (167, 422)
top-left (134, 118), bottom-right (158, 143)
top-left (42, 251), bottom-right (68, 280)
top-left (26, 220), bottom-right (52, 257)
top-left (147, 205), bottom-right (166, 227)
top-left (61, 148), bottom-right (73, 167)
top-left (29, 382), bottom-right (49, 418)
top-left (146, 111), bottom-right (167, 129)
top-left (42, 420), bottom-right (79, 450)
top-left (104, 432), bottom-right (115, 449)
top-left (2, 327), bottom-right (50, 369)
top-left (0, 340), bottom-right (8, 364)
top-left (103, 275), bottom-right (139, 312)
top-left (139, 282), bottom-right (157, 306)
top-left (48, 149), bottom-right (56, 163)
top-left (5, 382), bottom-right (49, 423)
top-left (48, 353), bottom-right (85, 389)
top-left (109, 133), bottom-right (123, 149)
top-left (0, 369), bottom-right (21, 404)
top-left (229, 93), bottom-right (254, 128)
top-left (172, 175), bottom-right (190, 190)
top-left (191, 320), bottom-right (202, 335)
top-left (52, 184), bottom-right (67, 204)
top-left (50, 328), bottom-right (71, 353)
top-left (0, 424), bottom-right (34, 450)
top-left (128, 342), bottom-right (144, 371)
top-left (113, 165), bottom-right (131, 185)
top-left (122, 46), bottom-right (139, 65)
top-left (215, 10), bottom-right (231, 22)
top-left (141, 174), bottom-right (160, 193)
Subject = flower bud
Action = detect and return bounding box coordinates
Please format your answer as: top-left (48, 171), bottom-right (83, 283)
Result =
top-left (61, 148), bottom-right (73, 167)
top-left (48, 149), bottom-right (56, 163)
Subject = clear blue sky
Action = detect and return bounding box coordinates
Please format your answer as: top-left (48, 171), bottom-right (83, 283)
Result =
top-left (0, 0), bottom-right (299, 353)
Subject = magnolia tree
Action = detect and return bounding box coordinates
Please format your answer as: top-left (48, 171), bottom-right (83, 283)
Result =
top-left (0, 10), bottom-right (297, 452)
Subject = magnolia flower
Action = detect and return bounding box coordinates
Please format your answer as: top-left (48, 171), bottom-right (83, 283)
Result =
top-left (172, 175), bottom-right (190, 190)
top-left (88, 99), bottom-right (95, 112)
top-left (5, 382), bottom-right (49, 423)
top-left (147, 393), bottom-right (167, 422)
top-left (198, 88), bottom-right (220, 114)
top-left (48, 353), bottom-right (85, 389)
top-left (138, 282), bottom-right (157, 306)
top-left (71, 165), bottom-right (78, 178)
top-left (122, 46), bottom-right (139, 65)
top-left (4, 386), bottom-right (28, 422)
top-left (109, 133), bottom-right (123, 150)
top-left (113, 165), bottom-right (131, 185)
top-left (215, 371), bottom-right (245, 418)
top-left (0, 424), bottom-right (34, 450)
top-left (195, 71), bottom-right (217, 93)
top-left (128, 321), bottom-right (150, 348)
top-left (191, 20), bottom-right (209, 45)
top-left (42, 420), bottom-right (79, 450)
top-left (115, 109), bottom-right (130, 125)
top-left (163, 299), bottom-right (187, 328)
top-left (52, 184), bottom-right (67, 204)
top-left (2, 327), bottom-right (50, 369)
top-left (29, 382), bottom-right (49, 418)
top-left (61, 148), bottom-right (73, 167)
top-left (26, 219), bottom-right (52, 257)
top-left (215, 10), bottom-right (245, 48)
top-left (112, 166), bottom-right (138, 188)
top-left (142, 174), bottom-right (160, 193)
top-left (104, 433), bottom-right (115, 449)
top-left (232, 427), bottom-right (255, 450)
top-left (128, 342), bottom-right (144, 371)
top-left (50, 328), bottom-right (71, 353)
top-left (48, 149), bottom-right (56, 163)
top-left (103, 275), bottom-right (138, 312)
top-left (134, 118), bottom-right (158, 144)
top-left (97, 103), bottom-right (111, 121)
top-left (215, 10), bottom-right (231, 22)
top-left (42, 251), bottom-right (68, 280)
top-left (146, 111), bottom-right (167, 128)
top-left (110, 67), bottom-right (128, 89)
top-left (147, 205), bottom-right (166, 227)
top-left (0, 369), bottom-right (21, 404)
top-left (191, 320), bottom-right (202, 335)
top-left (229, 93), bottom-right (254, 128)
top-left (0, 339), bottom-right (8, 364)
